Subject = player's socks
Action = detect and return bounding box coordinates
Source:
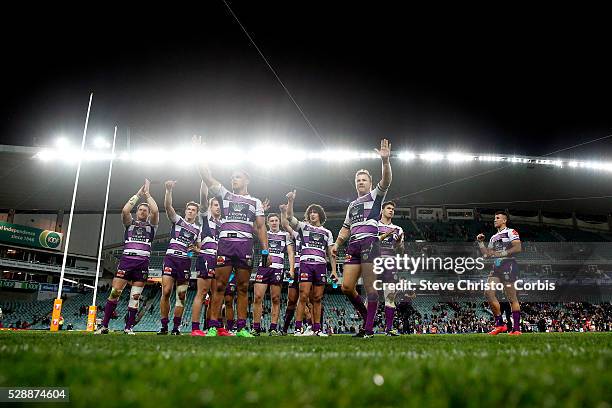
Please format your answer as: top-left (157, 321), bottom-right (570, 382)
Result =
top-left (305, 319), bottom-right (312, 327)
top-left (312, 323), bottom-right (321, 332)
top-left (269, 323), bottom-right (278, 332)
top-left (282, 307), bottom-right (295, 332)
top-left (192, 322), bottom-right (200, 331)
top-left (295, 321), bottom-right (303, 331)
top-left (217, 320), bottom-right (223, 328)
top-left (494, 314), bottom-right (504, 326)
top-left (253, 322), bottom-right (261, 333)
top-left (320, 306), bottom-right (325, 331)
top-left (172, 316), bottom-right (181, 331)
top-left (125, 307), bottom-right (138, 330)
top-left (349, 293), bottom-right (368, 321)
top-left (237, 319), bottom-right (247, 331)
top-left (385, 306), bottom-right (395, 332)
top-left (365, 298), bottom-right (378, 333)
top-left (512, 311), bottom-right (521, 331)
top-left (102, 299), bottom-right (118, 327)
top-left (160, 317), bottom-right (169, 330)
top-left (226, 319), bottom-right (235, 330)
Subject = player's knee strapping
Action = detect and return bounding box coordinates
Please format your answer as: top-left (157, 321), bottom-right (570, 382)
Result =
top-left (383, 287), bottom-right (396, 308)
top-left (175, 284), bottom-right (188, 308)
top-left (129, 286), bottom-right (144, 309)
top-left (109, 287), bottom-right (123, 300)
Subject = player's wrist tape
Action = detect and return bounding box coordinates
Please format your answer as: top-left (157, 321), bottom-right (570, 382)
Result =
top-left (478, 241), bottom-right (485, 249)
top-left (261, 249), bottom-right (269, 255)
top-left (128, 195), bottom-right (139, 206)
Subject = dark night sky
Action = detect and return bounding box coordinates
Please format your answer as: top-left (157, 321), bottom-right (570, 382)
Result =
top-left (2, 3), bottom-right (612, 160)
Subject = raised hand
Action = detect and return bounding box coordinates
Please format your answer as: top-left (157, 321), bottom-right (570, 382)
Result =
top-left (286, 189), bottom-right (297, 202)
top-left (262, 198), bottom-right (271, 212)
top-left (476, 233), bottom-right (485, 242)
top-left (279, 204), bottom-right (288, 213)
top-left (165, 180), bottom-right (176, 191)
top-left (374, 139), bottom-right (391, 161)
top-left (143, 179), bottom-right (151, 196)
top-left (137, 184), bottom-right (146, 197)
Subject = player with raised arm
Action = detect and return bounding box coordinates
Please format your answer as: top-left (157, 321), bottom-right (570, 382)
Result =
top-left (280, 205), bottom-right (301, 335)
top-left (283, 190), bottom-right (337, 336)
top-left (97, 180), bottom-right (159, 335)
top-left (197, 157), bottom-right (269, 338)
top-left (476, 211), bottom-right (523, 336)
top-left (190, 181), bottom-right (222, 336)
top-left (251, 213), bottom-right (294, 336)
top-left (158, 181), bottom-right (201, 335)
top-left (333, 139), bottom-right (392, 338)
top-left (377, 201), bottom-right (404, 336)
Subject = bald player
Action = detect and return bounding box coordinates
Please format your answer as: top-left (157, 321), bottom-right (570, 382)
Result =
top-left (197, 161), bottom-right (269, 337)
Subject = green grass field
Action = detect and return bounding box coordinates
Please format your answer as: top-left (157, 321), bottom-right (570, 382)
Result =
top-left (0, 331), bottom-right (610, 407)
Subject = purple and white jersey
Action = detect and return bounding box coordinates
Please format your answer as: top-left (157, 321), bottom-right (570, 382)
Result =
top-left (292, 230), bottom-right (302, 268)
top-left (122, 220), bottom-right (157, 259)
top-left (211, 185), bottom-right (264, 240)
top-left (488, 227), bottom-right (520, 257)
top-left (296, 221), bottom-right (334, 265)
top-left (378, 221), bottom-right (403, 257)
top-left (263, 230), bottom-right (292, 269)
top-left (165, 214), bottom-right (201, 259)
top-left (343, 184), bottom-right (387, 243)
top-left (198, 210), bottom-right (221, 256)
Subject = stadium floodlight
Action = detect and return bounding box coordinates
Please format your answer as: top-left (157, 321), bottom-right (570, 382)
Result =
top-left (569, 161), bottom-right (579, 167)
top-left (446, 152), bottom-right (473, 162)
top-left (55, 137), bottom-right (71, 148)
top-left (397, 151), bottom-right (416, 161)
top-left (93, 137), bottom-right (111, 149)
top-left (420, 152), bottom-right (444, 161)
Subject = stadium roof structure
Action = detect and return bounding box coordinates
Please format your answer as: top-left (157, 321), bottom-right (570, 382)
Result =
top-left (1, 144), bottom-right (612, 215)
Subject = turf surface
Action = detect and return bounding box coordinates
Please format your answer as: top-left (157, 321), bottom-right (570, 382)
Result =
top-left (0, 331), bottom-right (610, 407)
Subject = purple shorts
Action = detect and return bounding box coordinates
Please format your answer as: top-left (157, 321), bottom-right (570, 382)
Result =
top-left (299, 262), bottom-right (327, 286)
top-left (162, 255), bottom-right (192, 284)
top-left (196, 254), bottom-right (216, 279)
top-left (217, 238), bottom-right (253, 270)
top-left (225, 274), bottom-right (237, 296)
top-left (289, 267), bottom-right (300, 289)
top-left (255, 267), bottom-right (283, 286)
top-left (489, 259), bottom-right (519, 283)
top-left (116, 256), bottom-right (149, 282)
top-left (376, 256), bottom-right (399, 283)
top-left (345, 236), bottom-right (380, 265)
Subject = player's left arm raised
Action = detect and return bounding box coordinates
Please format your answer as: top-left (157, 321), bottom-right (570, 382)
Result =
top-left (375, 139), bottom-right (392, 190)
top-left (164, 180), bottom-right (178, 223)
top-left (143, 179), bottom-right (159, 226)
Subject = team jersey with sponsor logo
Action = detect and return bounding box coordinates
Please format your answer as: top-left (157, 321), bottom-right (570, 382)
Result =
top-left (378, 221), bottom-right (403, 257)
top-left (198, 210), bottom-right (221, 256)
top-left (343, 184), bottom-right (387, 243)
top-left (292, 230), bottom-right (302, 268)
top-left (488, 227), bottom-right (520, 257)
top-left (262, 230), bottom-right (292, 269)
top-left (165, 214), bottom-right (201, 259)
top-left (295, 221), bottom-right (334, 265)
top-left (210, 185), bottom-right (264, 240)
top-left (122, 220), bottom-right (157, 259)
